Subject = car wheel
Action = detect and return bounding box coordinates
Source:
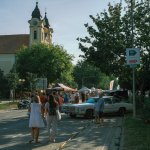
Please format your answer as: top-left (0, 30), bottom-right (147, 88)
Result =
top-left (18, 104), bottom-right (22, 109)
top-left (70, 114), bottom-right (76, 118)
top-left (85, 109), bottom-right (93, 119)
top-left (118, 108), bottom-right (125, 116)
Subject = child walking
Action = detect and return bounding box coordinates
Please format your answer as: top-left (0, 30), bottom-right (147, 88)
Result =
top-left (94, 99), bottom-right (100, 124)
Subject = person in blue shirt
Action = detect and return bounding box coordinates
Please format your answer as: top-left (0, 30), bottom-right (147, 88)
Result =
top-left (98, 92), bottom-right (104, 126)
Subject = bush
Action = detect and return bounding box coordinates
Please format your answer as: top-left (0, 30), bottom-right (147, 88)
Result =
top-left (139, 103), bottom-right (150, 123)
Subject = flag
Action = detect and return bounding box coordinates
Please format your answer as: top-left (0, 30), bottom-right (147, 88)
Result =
top-left (117, 85), bottom-right (120, 90)
top-left (110, 80), bottom-right (114, 90)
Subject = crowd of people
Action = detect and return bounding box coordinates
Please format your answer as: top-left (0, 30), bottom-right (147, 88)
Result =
top-left (27, 90), bottom-right (105, 143)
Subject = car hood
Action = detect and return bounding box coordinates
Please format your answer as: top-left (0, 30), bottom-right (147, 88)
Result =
top-left (68, 103), bottom-right (94, 107)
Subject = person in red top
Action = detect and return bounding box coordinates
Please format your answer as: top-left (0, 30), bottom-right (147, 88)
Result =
top-left (40, 92), bottom-right (47, 106)
top-left (59, 95), bottom-right (64, 107)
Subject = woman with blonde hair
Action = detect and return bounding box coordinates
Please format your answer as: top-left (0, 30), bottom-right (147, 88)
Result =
top-left (28, 95), bottom-right (44, 143)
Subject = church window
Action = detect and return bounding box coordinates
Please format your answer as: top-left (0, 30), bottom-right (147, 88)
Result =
top-left (34, 30), bottom-right (37, 39)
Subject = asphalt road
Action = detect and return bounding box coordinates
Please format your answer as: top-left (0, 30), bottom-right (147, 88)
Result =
top-left (0, 109), bottom-right (123, 150)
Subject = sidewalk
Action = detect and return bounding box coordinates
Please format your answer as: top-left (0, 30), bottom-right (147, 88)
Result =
top-left (108, 117), bottom-right (124, 150)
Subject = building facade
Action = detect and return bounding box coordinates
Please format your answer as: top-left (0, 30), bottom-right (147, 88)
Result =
top-left (0, 2), bottom-right (53, 75)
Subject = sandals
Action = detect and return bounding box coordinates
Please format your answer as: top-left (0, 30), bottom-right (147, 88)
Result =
top-left (35, 141), bottom-right (40, 143)
top-left (29, 139), bottom-right (34, 143)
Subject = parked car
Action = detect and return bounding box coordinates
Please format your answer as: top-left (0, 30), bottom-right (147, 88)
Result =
top-left (61, 96), bottom-right (133, 118)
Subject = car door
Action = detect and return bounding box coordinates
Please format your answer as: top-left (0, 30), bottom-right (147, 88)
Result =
top-left (104, 98), bottom-right (114, 113)
top-left (112, 97), bottom-right (121, 112)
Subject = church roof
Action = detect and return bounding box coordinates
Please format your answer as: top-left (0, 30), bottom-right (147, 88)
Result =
top-left (32, 2), bottom-right (42, 20)
top-left (44, 12), bottom-right (50, 29)
top-left (0, 34), bottom-right (29, 54)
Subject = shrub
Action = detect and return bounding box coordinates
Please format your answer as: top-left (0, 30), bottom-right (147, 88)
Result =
top-left (139, 103), bottom-right (150, 123)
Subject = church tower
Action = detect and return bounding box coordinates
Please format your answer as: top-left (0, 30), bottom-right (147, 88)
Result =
top-left (28, 2), bottom-right (53, 46)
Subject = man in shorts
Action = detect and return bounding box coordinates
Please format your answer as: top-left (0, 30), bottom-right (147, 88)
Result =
top-left (98, 93), bottom-right (104, 126)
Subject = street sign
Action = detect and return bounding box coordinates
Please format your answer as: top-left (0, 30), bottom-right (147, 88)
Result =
top-left (126, 48), bottom-right (140, 68)
top-left (36, 78), bottom-right (47, 90)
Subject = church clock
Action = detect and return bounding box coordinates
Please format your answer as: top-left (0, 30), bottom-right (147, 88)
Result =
top-left (33, 21), bottom-right (37, 26)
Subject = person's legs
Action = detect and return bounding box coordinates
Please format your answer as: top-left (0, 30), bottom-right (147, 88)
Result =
top-left (52, 116), bottom-right (57, 142)
top-left (29, 127), bottom-right (35, 143)
top-left (49, 133), bottom-right (51, 140)
top-left (95, 116), bottom-right (97, 123)
top-left (99, 111), bottom-right (104, 126)
top-left (101, 118), bottom-right (104, 126)
top-left (47, 117), bottom-right (52, 141)
top-left (53, 135), bottom-right (56, 142)
top-left (35, 127), bottom-right (39, 142)
top-left (31, 127), bottom-right (35, 140)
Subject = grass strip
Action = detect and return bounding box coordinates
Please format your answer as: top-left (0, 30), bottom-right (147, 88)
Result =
top-left (0, 102), bottom-right (18, 110)
top-left (123, 113), bottom-right (150, 150)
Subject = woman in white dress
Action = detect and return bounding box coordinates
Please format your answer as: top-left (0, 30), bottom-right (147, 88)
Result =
top-left (28, 95), bottom-right (44, 143)
top-left (45, 94), bottom-right (58, 143)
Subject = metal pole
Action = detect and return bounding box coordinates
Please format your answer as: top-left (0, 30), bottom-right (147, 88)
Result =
top-left (21, 83), bottom-right (22, 101)
top-left (131, 0), bottom-right (136, 119)
top-left (82, 77), bottom-right (84, 87)
top-left (43, 78), bottom-right (44, 92)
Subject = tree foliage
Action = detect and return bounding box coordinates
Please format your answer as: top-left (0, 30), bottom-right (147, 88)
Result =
top-left (77, 0), bottom-right (150, 103)
top-left (0, 70), bottom-right (9, 98)
top-left (15, 44), bottom-right (74, 85)
top-left (73, 60), bottom-right (118, 90)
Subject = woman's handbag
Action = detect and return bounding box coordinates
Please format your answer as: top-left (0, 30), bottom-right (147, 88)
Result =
top-left (56, 110), bottom-right (61, 121)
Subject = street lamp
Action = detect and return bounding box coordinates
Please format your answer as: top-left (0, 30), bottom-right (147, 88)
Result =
top-left (82, 76), bottom-right (95, 87)
top-left (19, 79), bottom-right (25, 101)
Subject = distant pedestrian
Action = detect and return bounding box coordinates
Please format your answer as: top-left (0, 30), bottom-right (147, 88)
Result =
top-left (94, 99), bottom-right (100, 124)
top-left (45, 94), bottom-right (58, 143)
top-left (85, 92), bottom-right (89, 101)
top-left (71, 92), bottom-right (75, 103)
top-left (40, 92), bottom-right (47, 107)
top-left (28, 95), bottom-right (44, 143)
top-left (81, 91), bottom-right (85, 103)
top-left (98, 93), bottom-right (104, 126)
top-left (64, 93), bottom-right (69, 103)
top-left (75, 93), bottom-right (79, 104)
top-left (59, 94), bottom-right (64, 107)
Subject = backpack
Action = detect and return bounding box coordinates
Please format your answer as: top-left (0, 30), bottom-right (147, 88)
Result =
top-left (48, 107), bottom-right (56, 116)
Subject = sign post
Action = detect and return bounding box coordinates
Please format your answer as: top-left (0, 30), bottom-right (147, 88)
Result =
top-left (126, 48), bottom-right (140, 119)
top-left (126, 48), bottom-right (140, 68)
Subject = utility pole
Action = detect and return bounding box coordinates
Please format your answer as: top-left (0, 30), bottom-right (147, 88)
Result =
top-left (131, 0), bottom-right (136, 119)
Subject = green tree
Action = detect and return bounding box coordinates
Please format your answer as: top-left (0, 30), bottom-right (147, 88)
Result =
top-left (5, 69), bottom-right (19, 101)
top-left (0, 70), bottom-right (9, 98)
top-left (73, 60), bottom-right (118, 90)
top-left (77, 0), bottom-right (150, 105)
top-left (15, 44), bottom-right (74, 85)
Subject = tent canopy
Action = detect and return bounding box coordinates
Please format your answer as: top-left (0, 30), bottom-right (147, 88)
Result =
top-left (91, 87), bottom-right (96, 91)
top-left (78, 87), bottom-right (91, 92)
top-left (46, 83), bottom-right (72, 91)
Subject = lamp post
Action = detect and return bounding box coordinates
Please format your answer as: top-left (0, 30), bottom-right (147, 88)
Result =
top-left (19, 79), bottom-right (25, 101)
top-left (82, 76), bottom-right (95, 87)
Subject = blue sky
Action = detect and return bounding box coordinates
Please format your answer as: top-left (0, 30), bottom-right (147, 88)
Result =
top-left (0, 0), bottom-right (124, 64)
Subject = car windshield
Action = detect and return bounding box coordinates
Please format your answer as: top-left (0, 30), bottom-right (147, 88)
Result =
top-left (85, 98), bottom-right (98, 103)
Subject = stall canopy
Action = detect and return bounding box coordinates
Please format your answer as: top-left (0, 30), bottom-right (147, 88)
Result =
top-left (78, 87), bottom-right (91, 92)
top-left (46, 83), bottom-right (72, 91)
top-left (91, 87), bottom-right (96, 91)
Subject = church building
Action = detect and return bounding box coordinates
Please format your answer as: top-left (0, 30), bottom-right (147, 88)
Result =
top-left (0, 2), bottom-right (53, 75)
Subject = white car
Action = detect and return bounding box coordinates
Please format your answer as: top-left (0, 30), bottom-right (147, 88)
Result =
top-left (61, 96), bottom-right (133, 118)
